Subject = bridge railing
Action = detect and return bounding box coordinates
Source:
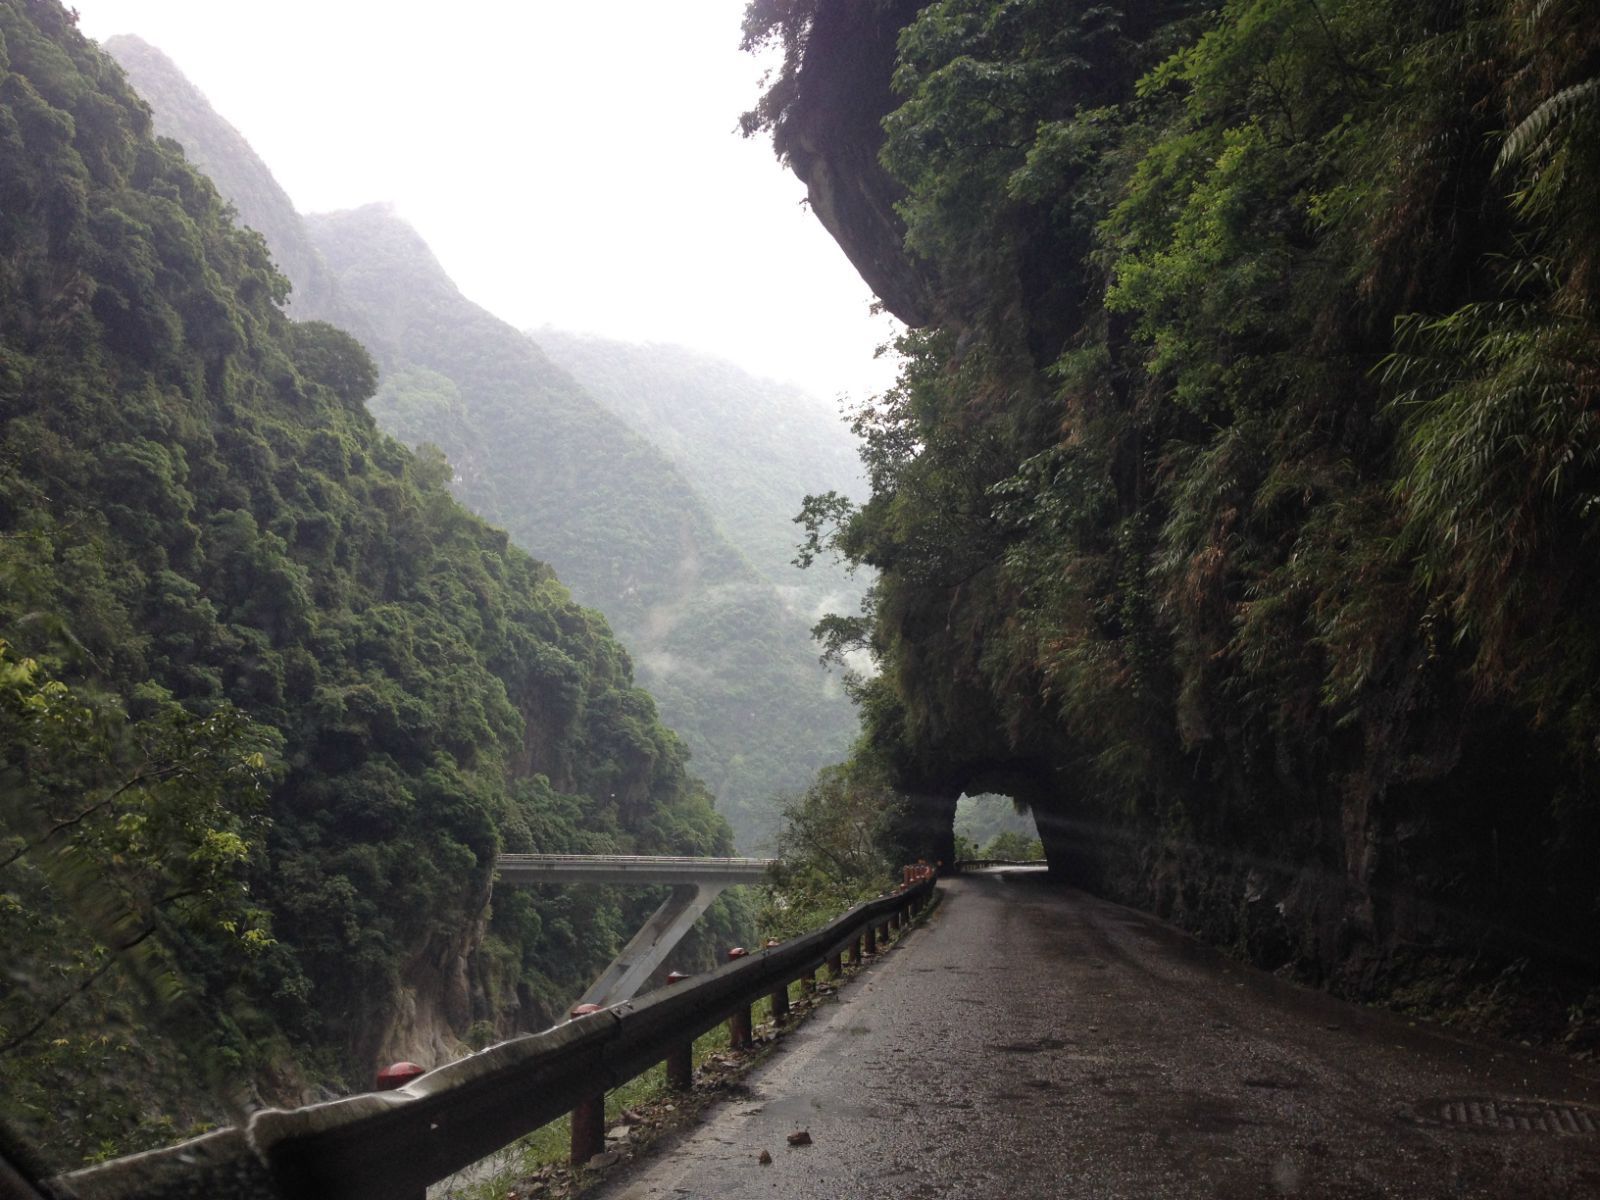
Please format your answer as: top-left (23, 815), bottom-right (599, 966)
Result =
top-left (496, 853), bottom-right (777, 867)
top-left (58, 876), bottom-right (937, 1200)
top-left (953, 857), bottom-right (1048, 870)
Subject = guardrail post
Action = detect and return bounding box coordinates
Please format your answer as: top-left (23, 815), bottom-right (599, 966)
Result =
top-left (857, 928), bottom-right (873, 962)
top-left (762, 940), bottom-right (791, 1024)
top-left (571, 1095), bottom-right (604, 1166)
top-left (568, 1005), bottom-right (606, 1166)
top-left (729, 1004), bottom-right (752, 1048)
top-left (374, 1063), bottom-right (429, 1199)
top-left (664, 971), bottom-right (693, 1090)
top-left (828, 950), bottom-right (843, 978)
top-left (726, 948), bottom-right (753, 1048)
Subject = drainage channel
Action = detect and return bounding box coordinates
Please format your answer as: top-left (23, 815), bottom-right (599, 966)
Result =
top-left (1418, 1098), bottom-right (1598, 1135)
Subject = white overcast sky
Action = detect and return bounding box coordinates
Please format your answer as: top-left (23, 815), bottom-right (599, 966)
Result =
top-left (71, 0), bottom-right (902, 405)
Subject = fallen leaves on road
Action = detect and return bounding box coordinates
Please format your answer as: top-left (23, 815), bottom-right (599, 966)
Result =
top-left (758, 1149), bottom-right (773, 1165)
top-left (786, 1130), bottom-right (813, 1146)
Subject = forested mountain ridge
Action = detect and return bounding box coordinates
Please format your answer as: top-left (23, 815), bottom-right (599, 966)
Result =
top-left (533, 328), bottom-right (865, 616)
top-left (746, 0), bottom-right (1600, 1047)
top-left (98, 34), bottom-right (343, 321)
top-left (306, 206), bottom-right (858, 848)
top-left (105, 37), bottom-right (860, 849)
top-left (305, 206), bottom-right (753, 632)
top-left (0, 1), bottom-right (740, 1165)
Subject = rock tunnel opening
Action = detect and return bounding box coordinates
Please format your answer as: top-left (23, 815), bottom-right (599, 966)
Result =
top-left (889, 757), bottom-right (1078, 879)
top-left (952, 794), bottom-right (1042, 861)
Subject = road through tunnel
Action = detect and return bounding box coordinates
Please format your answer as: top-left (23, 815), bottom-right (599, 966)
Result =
top-left (890, 756), bottom-right (1080, 878)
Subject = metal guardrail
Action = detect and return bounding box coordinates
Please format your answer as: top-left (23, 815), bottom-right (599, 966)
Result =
top-left (58, 876), bottom-right (937, 1200)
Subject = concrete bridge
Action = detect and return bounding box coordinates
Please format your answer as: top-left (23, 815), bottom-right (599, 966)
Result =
top-left (494, 854), bottom-right (776, 1009)
top-left (494, 853), bottom-right (774, 887)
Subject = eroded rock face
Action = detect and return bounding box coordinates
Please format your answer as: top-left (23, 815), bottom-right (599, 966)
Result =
top-left (368, 926), bottom-right (480, 1071)
top-left (773, 0), bottom-right (935, 328)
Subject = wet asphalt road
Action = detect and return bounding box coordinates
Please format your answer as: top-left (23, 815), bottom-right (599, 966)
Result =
top-left (594, 872), bottom-right (1600, 1199)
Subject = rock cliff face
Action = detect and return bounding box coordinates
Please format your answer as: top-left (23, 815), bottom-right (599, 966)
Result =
top-left (761, 0), bottom-right (934, 328)
top-left (751, 0), bottom-right (1600, 1050)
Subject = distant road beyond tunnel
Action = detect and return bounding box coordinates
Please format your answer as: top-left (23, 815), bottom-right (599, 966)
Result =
top-left (595, 873), bottom-right (1600, 1199)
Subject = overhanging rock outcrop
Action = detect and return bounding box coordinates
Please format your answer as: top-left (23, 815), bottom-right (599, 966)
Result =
top-left (769, 0), bottom-right (935, 328)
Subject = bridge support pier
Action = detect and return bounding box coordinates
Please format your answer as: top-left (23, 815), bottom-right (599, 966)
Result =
top-left (578, 882), bottom-right (727, 1008)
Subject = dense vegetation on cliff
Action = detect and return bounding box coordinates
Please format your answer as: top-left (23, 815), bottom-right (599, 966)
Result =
top-left (102, 36), bottom-right (861, 851)
top-left (746, 0), bottom-right (1600, 1043)
top-left (0, 2), bottom-right (741, 1164)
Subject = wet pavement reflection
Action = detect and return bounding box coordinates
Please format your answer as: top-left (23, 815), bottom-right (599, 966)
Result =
top-left (592, 873), bottom-right (1600, 1199)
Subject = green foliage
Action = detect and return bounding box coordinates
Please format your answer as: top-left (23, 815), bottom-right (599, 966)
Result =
top-left (953, 793), bottom-right (1038, 849)
top-left (746, 0), bottom-right (1600, 997)
top-left (299, 207), bottom-right (858, 849)
top-left (759, 761), bottom-right (904, 939)
top-left (977, 830), bottom-right (1045, 861)
top-left (0, 1), bottom-right (743, 1165)
top-left (106, 33), bottom-right (869, 853)
top-left (0, 640), bottom-right (277, 1162)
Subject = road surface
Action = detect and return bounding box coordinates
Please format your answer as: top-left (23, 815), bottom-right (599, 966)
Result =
top-left (595, 872), bottom-right (1600, 1198)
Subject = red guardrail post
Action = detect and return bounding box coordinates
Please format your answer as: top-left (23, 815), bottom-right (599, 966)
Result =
top-left (375, 1061), bottom-right (425, 1091)
top-left (376, 1060), bottom-right (431, 1194)
top-left (664, 972), bottom-right (693, 1090)
top-left (568, 1005), bottom-right (605, 1165)
top-left (726, 948), bottom-right (752, 1048)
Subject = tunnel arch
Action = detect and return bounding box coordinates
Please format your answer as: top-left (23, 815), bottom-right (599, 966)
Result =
top-left (887, 755), bottom-right (1082, 877)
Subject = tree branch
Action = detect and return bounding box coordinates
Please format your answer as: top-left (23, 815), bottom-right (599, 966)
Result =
top-left (0, 766), bottom-right (182, 872)
top-left (0, 925), bottom-right (156, 1058)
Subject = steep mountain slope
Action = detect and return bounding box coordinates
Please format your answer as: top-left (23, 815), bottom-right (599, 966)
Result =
top-left (308, 206), bottom-right (857, 846)
top-left (0, 3), bottom-right (738, 1165)
top-left (102, 36), bottom-right (859, 849)
top-left (533, 328), bottom-right (865, 615)
top-left (99, 34), bottom-right (343, 320)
